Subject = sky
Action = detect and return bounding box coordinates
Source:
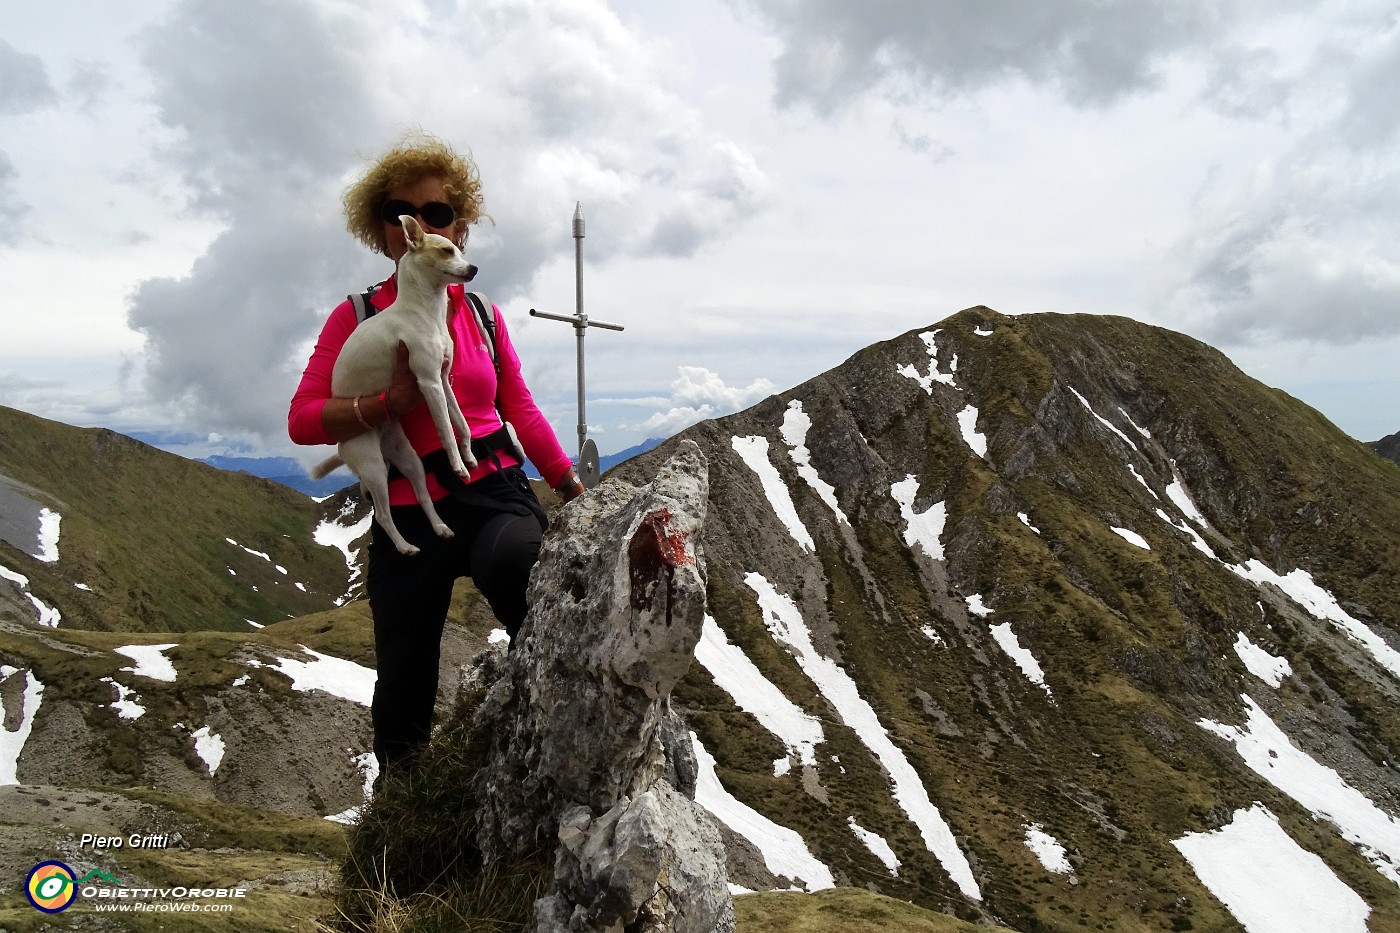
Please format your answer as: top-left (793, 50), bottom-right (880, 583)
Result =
top-left (2, 0), bottom-right (1398, 467)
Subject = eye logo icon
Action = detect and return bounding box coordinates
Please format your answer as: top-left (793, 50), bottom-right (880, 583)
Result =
top-left (26, 860), bottom-right (78, 913)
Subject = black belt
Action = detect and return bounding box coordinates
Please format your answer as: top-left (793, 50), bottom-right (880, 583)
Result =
top-left (386, 425), bottom-right (519, 485)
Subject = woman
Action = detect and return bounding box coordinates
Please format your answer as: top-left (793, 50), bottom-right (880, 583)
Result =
top-left (289, 133), bottom-right (584, 777)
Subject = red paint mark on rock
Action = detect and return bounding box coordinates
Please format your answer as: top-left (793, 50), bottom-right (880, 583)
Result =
top-left (629, 509), bottom-right (692, 615)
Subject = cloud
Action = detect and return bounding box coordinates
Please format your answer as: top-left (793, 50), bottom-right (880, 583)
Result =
top-left (629, 365), bottom-right (778, 436)
top-left (450, 0), bottom-right (771, 282)
top-left (1167, 12), bottom-right (1400, 345)
top-left (123, 0), bottom-right (385, 439)
top-left (731, 0), bottom-right (1235, 114)
top-left (65, 60), bottom-right (114, 114)
top-left (1173, 200), bottom-right (1400, 345)
top-left (0, 39), bottom-right (58, 115)
top-left (122, 0), bottom-right (770, 447)
top-left (0, 154), bottom-right (28, 244)
top-left (135, 0), bottom-right (376, 212)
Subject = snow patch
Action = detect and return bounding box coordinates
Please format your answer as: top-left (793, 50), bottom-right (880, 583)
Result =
top-left (101, 677), bottom-right (145, 720)
top-left (1068, 388), bottom-right (1140, 453)
top-left (1119, 408), bottom-right (1152, 439)
top-left (1227, 561), bottom-right (1400, 681)
top-left (956, 405), bottom-right (987, 458)
top-left (115, 644), bottom-right (178, 682)
top-left (1233, 633), bottom-right (1292, 688)
top-left (989, 623), bottom-right (1053, 698)
top-left (1024, 824), bottom-right (1073, 875)
top-left (1199, 695), bottom-right (1400, 886)
top-left (26, 594), bottom-right (60, 628)
top-left (1017, 512), bottom-right (1040, 534)
top-left (1128, 465), bottom-right (1157, 497)
top-left (191, 725), bottom-right (226, 775)
top-left (848, 817), bottom-right (901, 876)
top-left (1111, 527), bottom-right (1151, 550)
top-left (896, 330), bottom-right (958, 394)
top-left (732, 435), bottom-right (814, 552)
top-left (1173, 804), bottom-right (1370, 933)
top-left (1155, 508), bottom-right (1217, 558)
top-left (692, 731), bottom-right (834, 891)
top-left (247, 645), bottom-right (375, 707)
top-left (965, 595), bottom-right (994, 618)
top-left (1166, 461), bottom-right (1211, 527)
top-left (326, 751), bottom-right (380, 825)
top-left (1, 562), bottom-right (61, 627)
top-left (744, 572), bottom-right (981, 899)
top-left (34, 508), bottom-right (60, 563)
top-left (314, 504), bottom-right (373, 603)
top-left (695, 614), bottom-right (823, 767)
top-left (890, 475), bottom-right (946, 561)
top-left (0, 666), bottom-right (43, 785)
top-left (780, 401), bottom-right (849, 525)
top-left (226, 538), bottom-right (271, 561)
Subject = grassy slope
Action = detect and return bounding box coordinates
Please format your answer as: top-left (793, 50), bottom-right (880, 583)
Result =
top-left (0, 785), bottom-right (346, 933)
top-left (736, 889), bottom-right (1022, 932)
top-left (0, 405), bottom-right (352, 634)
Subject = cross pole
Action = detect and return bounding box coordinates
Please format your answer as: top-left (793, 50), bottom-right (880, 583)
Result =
top-left (529, 202), bottom-right (623, 488)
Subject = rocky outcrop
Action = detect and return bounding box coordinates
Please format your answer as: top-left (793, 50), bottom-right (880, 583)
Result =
top-left (1372, 430), bottom-right (1400, 467)
top-left (472, 440), bottom-right (734, 933)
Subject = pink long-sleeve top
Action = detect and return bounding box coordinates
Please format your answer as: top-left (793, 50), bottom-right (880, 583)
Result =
top-left (289, 276), bottom-right (573, 506)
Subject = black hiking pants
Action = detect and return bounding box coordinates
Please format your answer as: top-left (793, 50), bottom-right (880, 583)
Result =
top-left (366, 467), bottom-right (546, 776)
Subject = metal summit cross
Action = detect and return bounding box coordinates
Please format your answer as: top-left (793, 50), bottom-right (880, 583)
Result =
top-left (529, 203), bottom-right (624, 489)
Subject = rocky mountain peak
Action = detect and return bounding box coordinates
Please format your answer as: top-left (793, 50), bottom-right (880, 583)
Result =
top-left (606, 307), bottom-right (1400, 930)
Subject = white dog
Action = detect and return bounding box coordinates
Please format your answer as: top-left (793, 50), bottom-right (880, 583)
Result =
top-left (311, 215), bottom-right (477, 556)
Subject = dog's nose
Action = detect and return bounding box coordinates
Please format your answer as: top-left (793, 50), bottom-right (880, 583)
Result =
top-left (463, 264), bottom-right (477, 281)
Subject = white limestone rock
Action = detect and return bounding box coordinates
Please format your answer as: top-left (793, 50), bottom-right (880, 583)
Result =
top-left (472, 441), bottom-right (733, 932)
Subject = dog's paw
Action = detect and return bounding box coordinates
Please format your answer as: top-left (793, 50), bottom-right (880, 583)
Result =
top-left (396, 542), bottom-right (422, 557)
top-left (432, 522), bottom-right (455, 540)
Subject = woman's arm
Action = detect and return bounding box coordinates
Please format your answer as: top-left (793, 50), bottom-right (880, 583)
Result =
top-left (288, 301), bottom-right (424, 445)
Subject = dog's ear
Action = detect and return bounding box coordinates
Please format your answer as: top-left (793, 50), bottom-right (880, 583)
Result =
top-left (402, 215), bottom-right (425, 250)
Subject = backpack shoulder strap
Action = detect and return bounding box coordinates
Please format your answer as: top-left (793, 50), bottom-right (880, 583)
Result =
top-left (464, 291), bottom-right (500, 375)
top-left (349, 285), bottom-right (381, 324)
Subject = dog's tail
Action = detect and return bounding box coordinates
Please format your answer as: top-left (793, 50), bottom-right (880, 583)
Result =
top-left (309, 454), bottom-right (344, 481)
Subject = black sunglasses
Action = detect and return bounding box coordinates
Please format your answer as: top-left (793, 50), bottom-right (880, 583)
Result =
top-left (381, 199), bottom-right (456, 228)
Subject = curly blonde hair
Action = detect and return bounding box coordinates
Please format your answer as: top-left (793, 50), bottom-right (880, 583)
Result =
top-left (343, 132), bottom-right (486, 255)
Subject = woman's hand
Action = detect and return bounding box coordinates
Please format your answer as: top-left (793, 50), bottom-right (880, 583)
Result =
top-left (384, 341), bottom-right (426, 417)
top-left (555, 471), bottom-right (586, 503)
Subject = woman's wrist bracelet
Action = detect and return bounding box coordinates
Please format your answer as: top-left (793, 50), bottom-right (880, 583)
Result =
top-left (351, 396), bottom-right (372, 430)
top-left (379, 390), bottom-right (394, 420)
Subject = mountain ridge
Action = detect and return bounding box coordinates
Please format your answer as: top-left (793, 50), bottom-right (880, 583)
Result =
top-left (609, 306), bottom-right (1400, 930)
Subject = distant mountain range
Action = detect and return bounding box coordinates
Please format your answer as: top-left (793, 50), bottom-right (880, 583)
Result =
top-left (195, 439), bottom-right (666, 497)
top-left (2, 307), bottom-right (1399, 932)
